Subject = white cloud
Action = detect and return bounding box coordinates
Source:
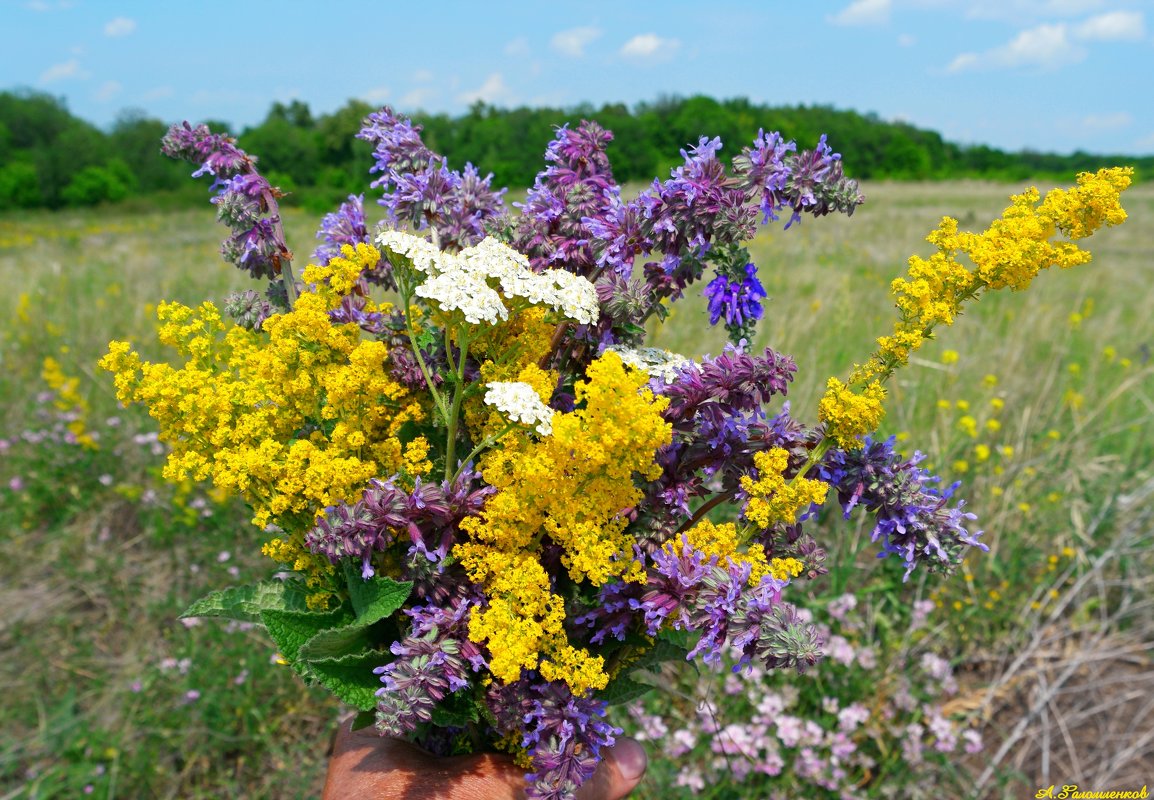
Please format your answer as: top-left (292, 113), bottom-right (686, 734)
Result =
top-left (504, 36), bottom-right (531, 57)
top-left (897, 32), bottom-right (917, 46)
top-left (1134, 131), bottom-right (1154, 151)
top-left (1074, 10), bottom-right (1145, 41)
top-left (26, 0), bottom-right (74, 10)
top-left (94, 80), bottom-right (122, 102)
top-left (1080, 111), bottom-right (1133, 130)
top-left (946, 52), bottom-right (981, 71)
top-left (458, 72), bottom-right (515, 106)
top-left (413, 69), bottom-right (434, 83)
top-left (103, 16), bottom-right (136, 37)
top-left (402, 87), bottom-right (437, 109)
top-left (947, 23), bottom-right (1086, 72)
top-left (38, 58), bottom-right (87, 83)
top-left (959, 0), bottom-right (1105, 21)
top-left (828, 0), bottom-right (891, 26)
top-left (620, 33), bottom-right (681, 60)
top-left (360, 86), bottom-right (391, 104)
top-left (141, 85), bottom-right (174, 101)
top-left (550, 26), bottom-right (601, 57)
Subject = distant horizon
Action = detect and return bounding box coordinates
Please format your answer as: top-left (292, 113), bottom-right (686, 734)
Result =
top-left (8, 85), bottom-right (1151, 161)
top-left (6, 1), bottom-right (1152, 157)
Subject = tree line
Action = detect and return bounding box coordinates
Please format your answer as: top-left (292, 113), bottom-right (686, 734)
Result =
top-left (1, 88), bottom-right (1148, 212)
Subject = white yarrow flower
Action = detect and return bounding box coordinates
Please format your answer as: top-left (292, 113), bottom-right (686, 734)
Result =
top-left (415, 267), bottom-right (508, 325)
top-left (376, 230), bottom-right (444, 275)
top-left (483, 381), bottom-right (555, 436)
top-left (547, 269), bottom-right (600, 325)
top-left (375, 233), bottom-right (600, 327)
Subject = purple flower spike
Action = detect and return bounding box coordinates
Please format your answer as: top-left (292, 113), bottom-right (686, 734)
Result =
top-left (513, 121), bottom-right (622, 277)
top-left (703, 259), bottom-right (767, 343)
top-left (358, 108), bottom-right (506, 249)
top-left (375, 593), bottom-right (483, 736)
top-left (313, 194), bottom-right (371, 266)
top-left (818, 436), bottom-right (986, 579)
top-left (304, 469), bottom-right (493, 600)
top-left (162, 122), bottom-right (293, 284)
top-left (522, 683), bottom-right (621, 800)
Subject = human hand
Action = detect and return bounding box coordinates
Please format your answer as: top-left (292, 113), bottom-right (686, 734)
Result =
top-left (322, 716), bottom-right (647, 800)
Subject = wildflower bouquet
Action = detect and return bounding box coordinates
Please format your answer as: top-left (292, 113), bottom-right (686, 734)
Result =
top-left (100, 107), bottom-right (1130, 798)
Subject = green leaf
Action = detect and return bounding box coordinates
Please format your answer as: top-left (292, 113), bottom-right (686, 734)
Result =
top-left (351, 710), bottom-right (376, 731)
top-left (260, 607), bottom-right (352, 666)
top-left (657, 627), bottom-right (697, 652)
top-left (430, 692), bottom-right (480, 728)
top-left (342, 562), bottom-right (412, 624)
top-left (297, 624), bottom-right (375, 663)
top-left (308, 652), bottom-right (385, 712)
top-left (180, 580), bottom-right (309, 623)
top-left (599, 675), bottom-right (654, 706)
top-left (632, 639), bottom-right (690, 672)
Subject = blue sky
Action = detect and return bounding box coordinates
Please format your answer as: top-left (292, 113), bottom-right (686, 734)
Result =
top-left (4, 0), bottom-right (1152, 155)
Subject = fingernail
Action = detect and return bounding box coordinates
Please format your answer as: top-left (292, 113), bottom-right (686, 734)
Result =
top-left (611, 738), bottom-right (647, 782)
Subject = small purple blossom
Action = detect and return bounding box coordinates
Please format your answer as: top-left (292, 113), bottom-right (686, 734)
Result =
top-left (818, 435), bottom-right (987, 579)
top-left (359, 108), bottom-right (505, 249)
top-left (305, 469), bottom-right (493, 597)
top-left (522, 683), bottom-right (621, 800)
top-left (375, 593), bottom-right (484, 736)
top-left (162, 122), bottom-right (292, 283)
top-left (313, 194), bottom-right (373, 269)
top-left (704, 262), bottom-right (766, 328)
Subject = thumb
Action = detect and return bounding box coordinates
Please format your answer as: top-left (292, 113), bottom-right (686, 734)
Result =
top-left (576, 737), bottom-right (647, 800)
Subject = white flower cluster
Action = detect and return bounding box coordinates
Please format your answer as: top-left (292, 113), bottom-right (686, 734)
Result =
top-left (482, 381), bottom-right (555, 436)
top-left (377, 229), bottom-right (443, 275)
top-left (604, 345), bottom-right (691, 383)
top-left (415, 270), bottom-right (506, 325)
top-left (375, 231), bottom-right (600, 326)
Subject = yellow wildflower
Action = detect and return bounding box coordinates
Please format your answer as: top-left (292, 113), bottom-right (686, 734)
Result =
top-left (817, 378), bottom-right (886, 449)
top-left (740, 448), bottom-right (829, 529)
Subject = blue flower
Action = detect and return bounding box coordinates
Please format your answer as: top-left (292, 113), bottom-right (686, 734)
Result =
top-left (703, 262), bottom-right (767, 328)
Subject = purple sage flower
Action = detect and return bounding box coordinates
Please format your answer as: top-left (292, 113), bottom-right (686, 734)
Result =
top-left (817, 436), bottom-right (986, 579)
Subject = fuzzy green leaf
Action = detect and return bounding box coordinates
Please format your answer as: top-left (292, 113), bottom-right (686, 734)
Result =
top-left (633, 639), bottom-right (690, 671)
top-left (430, 692), bottom-right (480, 728)
top-left (297, 624), bottom-right (376, 663)
top-left (180, 580), bottom-right (309, 623)
top-left (342, 563), bottom-right (412, 624)
top-left (351, 710), bottom-right (376, 731)
top-left (657, 627), bottom-right (697, 652)
top-left (259, 607), bottom-right (352, 666)
top-left (599, 675), bottom-right (653, 706)
top-left (308, 652), bottom-right (385, 712)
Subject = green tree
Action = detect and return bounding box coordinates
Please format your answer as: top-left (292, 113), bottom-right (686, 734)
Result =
top-left (61, 158), bottom-right (137, 206)
top-left (0, 161), bottom-right (42, 209)
top-left (110, 109), bottom-right (188, 192)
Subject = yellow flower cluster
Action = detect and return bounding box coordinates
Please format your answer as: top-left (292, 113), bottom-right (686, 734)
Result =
top-left (455, 352), bottom-right (672, 694)
top-left (41, 356), bottom-right (98, 449)
top-left (673, 519), bottom-right (805, 585)
top-left (99, 245), bottom-right (423, 539)
top-left (465, 306), bottom-right (558, 441)
top-left (817, 378), bottom-right (887, 450)
top-left (739, 448), bottom-right (829, 529)
top-left (852, 168), bottom-right (1131, 384)
top-left (812, 168), bottom-right (1133, 453)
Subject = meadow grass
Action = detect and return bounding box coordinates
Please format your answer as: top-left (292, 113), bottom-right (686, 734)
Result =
top-left (1, 179), bottom-right (1151, 798)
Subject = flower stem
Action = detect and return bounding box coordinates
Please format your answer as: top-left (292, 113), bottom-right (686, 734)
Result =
top-left (444, 324), bottom-right (471, 481)
top-left (399, 281), bottom-right (449, 425)
top-left (452, 422), bottom-right (518, 482)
